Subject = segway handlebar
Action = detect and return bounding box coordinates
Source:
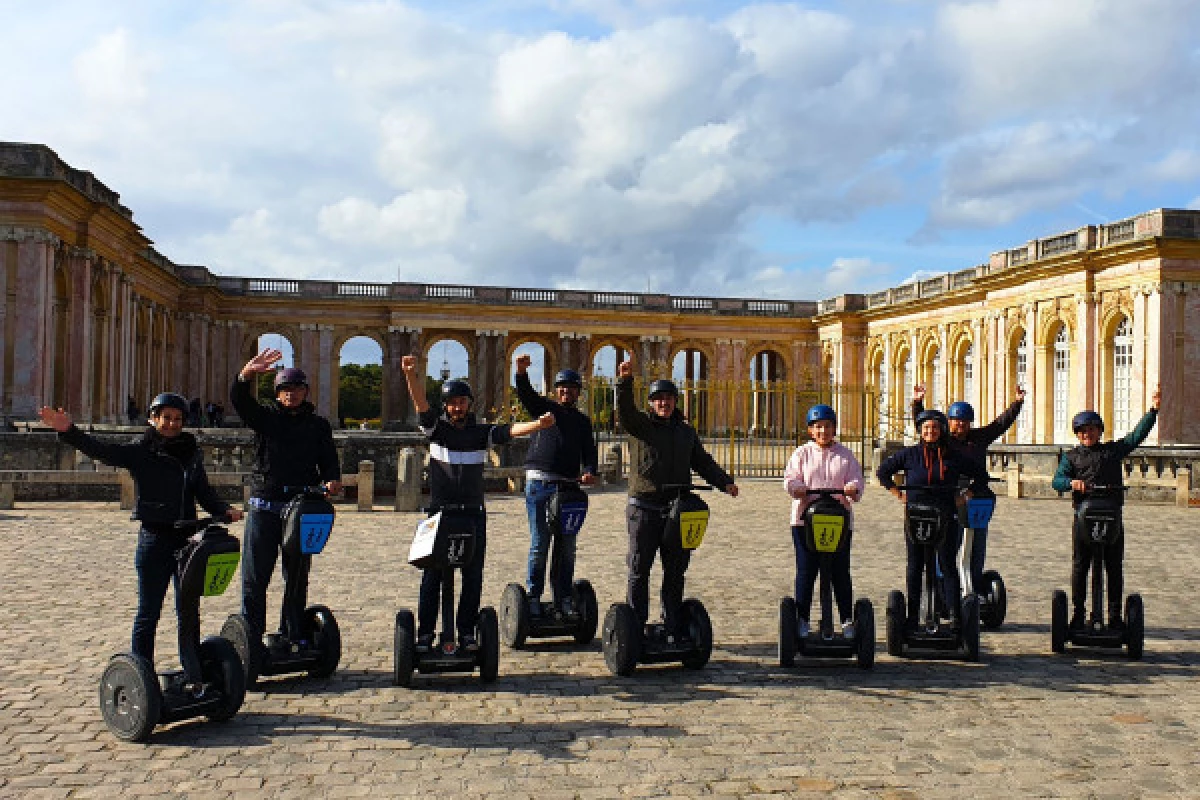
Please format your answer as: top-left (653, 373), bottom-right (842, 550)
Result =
top-left (660, 483), bottom-right (716, 492)
top-left (1086, 484), bottom-right (1129, 493)
top-left (173, 516), bottom-right (224, 533)
top-left (424, 503), bottom-right (485, 514)
top-left (283, 484), bottom-right (331, 496)
top-left (805, 488), bottom-right (847, 498)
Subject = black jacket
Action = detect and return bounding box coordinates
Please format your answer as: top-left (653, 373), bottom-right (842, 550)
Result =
top-left (876, 439), bottom-right (989, 511)
top-left (59, 426), bottom-right (229, 530)
top-left (230, 377), bottom-right (341, 501)
top-left (616, 376), bottom-right (732, 504)
top-left (911, 397), bottom-right (1024, 476)
top-left (514, 372), bottom-right (598, 480)
top-left (1052, 409), bottom-right (1158, 507)
top-left (418, 407), bottom-right (511, 508)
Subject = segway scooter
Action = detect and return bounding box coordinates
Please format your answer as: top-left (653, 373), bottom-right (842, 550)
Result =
top-left (99, 517), bottom-right (246, 742)
top-left (778, 489), bottom-right (874, 669)
top-left (959, 479), bottom-right (1007, 629)
top-left (1051, 485), bottom-right (1144, 659)
top-left (221, 486), bottom-right (341, 687)
top-left (885, 485), bottom-right (981, 661)
top-left (394, 504), bottom-right (500, 686)
top-left (603, 485), bottom-right (715, 677)
top-left (501, 480), bottom-right (599, 648)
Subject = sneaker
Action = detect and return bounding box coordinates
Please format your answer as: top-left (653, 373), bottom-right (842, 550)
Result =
top-left (558, 596), bottom-right (575, 617)
top-left (841, 620), bottom-right (856, 640)
top-left (527, 597), bottom-right (542, 618)
top-left (797, 619), bottom-right (811, 639)
top-left (416, 633), bottom-right (435, 652)
top-left (459, 634), bottom-right (480, 651)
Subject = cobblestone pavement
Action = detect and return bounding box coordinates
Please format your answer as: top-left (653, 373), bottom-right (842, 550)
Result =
top-left (2, 481), bottom-right (1198, 799)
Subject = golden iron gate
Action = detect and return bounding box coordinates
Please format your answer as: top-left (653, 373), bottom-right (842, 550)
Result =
top-left (582, 379), bottom-right (880, 480)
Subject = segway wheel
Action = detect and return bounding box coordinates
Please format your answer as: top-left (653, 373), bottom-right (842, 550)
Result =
top-left (602, 603), bottom-right (641, 677)
top-left (305, 605), bottom-right (341, 679)
top-left (885, 590), bottom-right (906, 657)
top-left (778, 597), bottom-right (797, 667)
top-left (960, 594), bottom-right (981, 662)
top-left (572, 580), bottom-right (599, 645)
top-left (680, 598), bottom-right (712, 670)
top-left (854, 597), bottom-right (875, 670)
top-left (980, 570), bottom-right (1007, 630)
top-left (393, 610), bottom-right (416, 687)
top-left (98, 654), bottom-right (161, 743)
top-left (1125, 594), bottom-right (1144, 661)
top-left (219, 614), bottom-right (261, 688)
top-left (478, 607), bottom-right (500, 683)
top-left (1051, 589), bottom-right (1068, 654)
top-left (199, 636), bottom-right (246, 722)
top-left (499, 583), bottom-right (530, 649)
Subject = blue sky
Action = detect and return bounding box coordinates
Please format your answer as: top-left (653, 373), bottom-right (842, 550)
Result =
top-left (6, 0), bottom-right (1200, 369)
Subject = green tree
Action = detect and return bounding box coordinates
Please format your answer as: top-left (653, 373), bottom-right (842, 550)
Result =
top-left (339, 364), bottom-right (382, 421)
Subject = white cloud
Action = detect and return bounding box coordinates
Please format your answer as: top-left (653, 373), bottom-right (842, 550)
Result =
top-left (73, 28), bottom-right (151, 106)
top-left (318, 188), bottom-right (469, 248)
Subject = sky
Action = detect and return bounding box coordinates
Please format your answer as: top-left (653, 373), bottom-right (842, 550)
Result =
top-left (5, 0), bottom-right (1200, 369)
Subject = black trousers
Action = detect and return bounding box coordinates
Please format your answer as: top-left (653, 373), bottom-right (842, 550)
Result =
top-left (905, 528), bottom-right (962, 622)
top-left (1071, 516), bottom-right (1124, 619)
top-left (133, 529), bottom-right (202, 682)
top-left (626, 504), bottom-right (692, 631)
top-left (241, 508), bottom-right (312, 642)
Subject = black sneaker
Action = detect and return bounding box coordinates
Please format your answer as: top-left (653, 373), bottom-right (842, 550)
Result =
top-left (416, 633), bottom-right (435, 653)
top-left (459, 634), bottom-right (480, 652)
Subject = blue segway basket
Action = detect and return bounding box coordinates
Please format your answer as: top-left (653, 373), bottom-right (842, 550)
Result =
top-left (298, 513), bottom-right (335, 554)
top-left (964, 497), bottom-right (995, 529)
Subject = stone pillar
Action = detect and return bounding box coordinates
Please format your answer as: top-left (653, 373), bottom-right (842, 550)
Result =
top-left (4, 229), bottom-right (59, 418)
top-left (298, 322), bottom-right (320, 408)
top-left (317, 324), bottom-right (335, 420)
top-left (491, 331), bottom-right (508, 421)
top-left (384, 326), bottom-right (418, 428)
top-left (64, 248), bottom-right (94, 419)
top-left (1142, 283), bottom-right (1164, 445)
top-left (357, 460), bottom-right (375, 511)
top-left (117, 276), bottom-right (135, 421)
top-left (1074, 291), bottom-right (1096, 413)
top-left (394, 447), bottom-right (423, 512)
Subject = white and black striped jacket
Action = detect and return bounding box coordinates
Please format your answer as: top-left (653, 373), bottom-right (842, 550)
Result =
top-left (419, 408), bottom-right (511, 509)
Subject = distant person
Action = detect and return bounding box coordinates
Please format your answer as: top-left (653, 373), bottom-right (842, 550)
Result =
top-left (126, 396), bottom-right (139, 424)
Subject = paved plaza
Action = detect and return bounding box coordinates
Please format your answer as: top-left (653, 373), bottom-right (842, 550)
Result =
top-left (1, 481), bottom-right (1198, 799)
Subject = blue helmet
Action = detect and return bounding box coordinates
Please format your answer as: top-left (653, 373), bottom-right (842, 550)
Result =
top-left (1072, 410), bottom-right (1104, 433)
top-left (915, 408), bottom-right (949, 436)
top-left (806, 404), bottom-right (837, 426)
top-left (947, 401), bottom-right (975, 422)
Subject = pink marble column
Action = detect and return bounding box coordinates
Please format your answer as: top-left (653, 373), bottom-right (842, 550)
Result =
top-left (8, 230), bottom-right (58, 418)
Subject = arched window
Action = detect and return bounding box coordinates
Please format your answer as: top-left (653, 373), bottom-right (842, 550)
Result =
top-left (1112, 317), bottom-right (1133, 437)
top-left (962, 344), bottom-right (974, 405)
top-left (1015, 332), bottom-right (1030, 444)
top-left (1053, 326), bottom-right (1071, 443)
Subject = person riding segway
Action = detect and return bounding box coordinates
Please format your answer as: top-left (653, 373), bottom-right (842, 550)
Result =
top-left (878, 409), bottom-right (990, 661)
top-left (1049, 388), bottom-right (1160, 658)
top-left (911, 385), bottom-right (1025, 628)
top-left (779, 404), bottom-right (874, 668)
top-left (500, 355), bottom-right (600, 648)
top-left (393, 355), bottom-right (555, 686)
top-left (39, 398), bottom-right (246, 741)
top-left (223, 350), bottom-right (343, 687)
top-left (601, 359), bottom-right (739, 677)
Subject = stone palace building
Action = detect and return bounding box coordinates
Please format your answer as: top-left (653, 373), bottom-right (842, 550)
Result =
top-left (2, 142), bottom-right (1198, 447)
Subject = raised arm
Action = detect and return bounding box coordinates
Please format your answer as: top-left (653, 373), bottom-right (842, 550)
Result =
top-left (401, 355), bottom-right (431, 415)
top-left (40, 407), bottom-right (138, 469)
top-left (615, 360), bottom-right (654, 440)
top-left (975, 387), bottom-right (1026, 445)
top-left (514, 355), bottom-right (553, 417)
top-left (910, 385), bottom-right (925, 433)
top-left (232, 348), bottom-right (285, 431)
top-left (1114, 386), bottom-right (1161, 458)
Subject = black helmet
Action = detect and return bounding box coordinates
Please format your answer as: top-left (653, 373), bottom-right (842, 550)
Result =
top-left (915, 408), bottom-right (948, 437)
top-left (947, 401), bottom-right (975, 422)
top-left (648, 379), bottom-right (679, 399)
top-left (441, 379), bottom-right (474, 403)
top-left (1072, 410), bottom-right (1104, 433)
top-left (148, 392), bottom-right (188, 415)
top-left (274, 367), bottom-right (308, 391)
top-left (554, 369), bottom-right (583, 389)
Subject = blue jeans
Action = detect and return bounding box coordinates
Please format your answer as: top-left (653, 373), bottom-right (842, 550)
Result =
top-left (791, 525), bottom-right (853, 623)
top-left (133, 529), bottom-right (202, 681)
top-left (241, 508), bottom-right (312, 642)
top-left (525, 479), bottom-right (578, 603)
top-left (418, 514), bottom-right (487, 639)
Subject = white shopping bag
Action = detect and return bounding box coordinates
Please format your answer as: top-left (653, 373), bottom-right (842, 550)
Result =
top-left (408, 511), bottom-right (442, 567)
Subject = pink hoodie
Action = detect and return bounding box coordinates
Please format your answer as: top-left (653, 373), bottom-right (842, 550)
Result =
top-left (782, 440), bottom-right (865, 526)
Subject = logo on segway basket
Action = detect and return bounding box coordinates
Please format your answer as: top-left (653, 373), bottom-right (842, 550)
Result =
top-left (679, 510), bottom-right (710, 550)
top-left (299, 513), bottom-right (335, 554)
top-left (202, 552), bottom-right (240, 597)
top-left (558, 504), bottom-right (587, 537)
top-left (810, 514), bottom-right (845, 552)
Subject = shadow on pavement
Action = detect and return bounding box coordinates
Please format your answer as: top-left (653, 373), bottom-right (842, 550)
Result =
top-left (155, 712), bottom-right (686, 757)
